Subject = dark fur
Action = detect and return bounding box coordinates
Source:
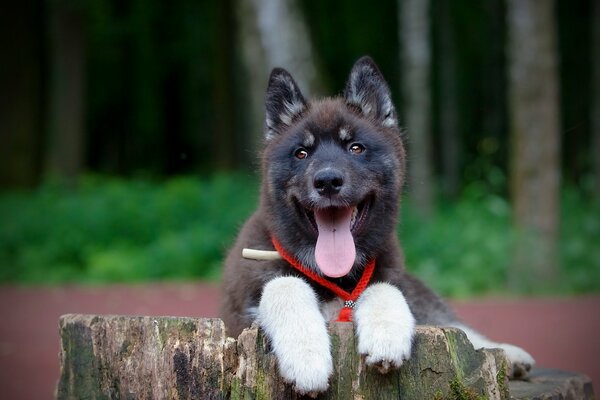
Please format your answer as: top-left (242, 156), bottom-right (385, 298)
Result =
top-left (221, 57), bottom-right (458, 337)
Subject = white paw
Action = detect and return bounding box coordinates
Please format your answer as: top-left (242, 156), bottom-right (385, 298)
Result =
top-left (276, 342), bottom-right (332, 394)
top-left (497, 343), bottom-right (535, 366)
top-left (354, 283), bottom-right (416, 372)
top-left (258, 276), bottom-right (333, 394)
top-left (496, 343), bottom-right (535, 378)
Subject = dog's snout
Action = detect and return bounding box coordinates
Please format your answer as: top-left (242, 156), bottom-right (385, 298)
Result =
top-left (314, 169), bottom-right (344, 196)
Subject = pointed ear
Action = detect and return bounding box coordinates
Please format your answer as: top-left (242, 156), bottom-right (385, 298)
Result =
top-left (264, 68), bottom-right (307, 140)
top-left (343, 56), bottom-right (398, 127)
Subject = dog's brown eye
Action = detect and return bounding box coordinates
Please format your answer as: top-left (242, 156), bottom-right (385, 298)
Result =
top-left (349, 143), bottom-right (365, 154)
top-left (295, 148), bottom-right (309, 159)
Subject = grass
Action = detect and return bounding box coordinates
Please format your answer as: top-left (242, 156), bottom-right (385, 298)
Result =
top-left (0, 174), bottom-right (598, 296)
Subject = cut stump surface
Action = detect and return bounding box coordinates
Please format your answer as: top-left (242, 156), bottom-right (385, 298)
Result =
top-left (57, 314), bottom-right (594, 399)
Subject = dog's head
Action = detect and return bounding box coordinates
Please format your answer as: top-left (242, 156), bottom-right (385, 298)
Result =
top-left (260, 57), bottom-right (406, 278)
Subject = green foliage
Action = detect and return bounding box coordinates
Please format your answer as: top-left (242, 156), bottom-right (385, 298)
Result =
top-left (400, 185), bottom-right (516, 297)
top-left (559, 185), bottom-right (600, 293)
top-left (0, 174), bottom-right (598, 296)
top-left (0, 174), bottom-right (257, 284)
top-left (401, 182), bottom-right (600, 297)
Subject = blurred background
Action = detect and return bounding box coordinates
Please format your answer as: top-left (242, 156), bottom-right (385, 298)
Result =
top-left (0, 0), bottom-right (598, 297)
top-left (2, 1), bottom-right (600, 398)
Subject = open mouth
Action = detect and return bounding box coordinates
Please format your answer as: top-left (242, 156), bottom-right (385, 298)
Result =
top-left (294, 195), bottom-right (372, 278)
top-left (302, 196), bottom-right (372, 235)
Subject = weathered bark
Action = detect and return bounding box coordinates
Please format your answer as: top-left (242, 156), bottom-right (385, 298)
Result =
top-left (399, 0), bottom-right (435, 217)
top-left (56, 314), bottom-right (594, 400)
top-left (58, 315), bottom-right (236, 399)
top-left (507, 0), bottom-right (561, 290)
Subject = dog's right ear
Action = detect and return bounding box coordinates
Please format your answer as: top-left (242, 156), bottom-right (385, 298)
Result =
top-left (264, 68), bottom-right (307, 140)
top-left (343, 56), bottom-right (398, 128)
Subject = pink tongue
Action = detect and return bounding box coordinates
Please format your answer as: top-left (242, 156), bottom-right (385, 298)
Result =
top-left (314, 207), bottom-right (356, 277)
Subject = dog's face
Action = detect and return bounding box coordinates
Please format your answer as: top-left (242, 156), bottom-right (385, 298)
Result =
top-left (260, 57), bottom-right (406, 278)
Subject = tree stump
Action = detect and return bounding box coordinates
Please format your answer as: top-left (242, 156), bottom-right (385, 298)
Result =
top-left (57, 314), bottom-right (594, 399)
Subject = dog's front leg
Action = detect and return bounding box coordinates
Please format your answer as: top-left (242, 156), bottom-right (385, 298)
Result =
top-left (257, 276), bottom-right (333, 395)
top-left (354, 282), bottom-right (416, 373)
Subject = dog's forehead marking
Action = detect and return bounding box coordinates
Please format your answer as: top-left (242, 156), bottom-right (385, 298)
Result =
top-left (303, 130), bottom-right (315, 148)
top-left (339, 127), bottom-right (352, 141)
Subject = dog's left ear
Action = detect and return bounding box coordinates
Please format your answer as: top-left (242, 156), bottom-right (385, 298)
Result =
top-left (343, 56), bottom-right (398, 127)
top-left (264, 68), bottom-right (308, 140)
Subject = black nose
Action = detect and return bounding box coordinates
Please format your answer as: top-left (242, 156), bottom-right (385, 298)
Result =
top-left (314, 169), bottom-right (344, 196)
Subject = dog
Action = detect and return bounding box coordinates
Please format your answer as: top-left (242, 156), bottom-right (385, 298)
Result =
top-left (221, 56), bottom-right (534, 395)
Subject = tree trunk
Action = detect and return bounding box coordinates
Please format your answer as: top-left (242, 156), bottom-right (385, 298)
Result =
top-left (44, 4), bottom-right (86, 183)
top-left (437, 0), bottom-right (460, 199)
top-left (213, 0), bottom-right (236, 170)
top-left (591, 0), bottom-right (600, 201)
top-left (236, 0), bottom-right (321, 155)
top-left (481, 0), bottom-right (507, 175)
top-left (0, 0), bottom-right (43, 188)
top-left (235, 0), bottom-right (269, 156)
top-left (399, 0), bottom-right (435, 217)
top-left (129, 0), bottom-right (163, 174)
top-left (507, 0), bottom-right (561, 290)
top-left (57, 314), bottom-right (594, 399)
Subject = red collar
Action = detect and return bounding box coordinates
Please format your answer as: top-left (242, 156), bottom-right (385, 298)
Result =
top-left (271, 238), bottom-right (376, 322)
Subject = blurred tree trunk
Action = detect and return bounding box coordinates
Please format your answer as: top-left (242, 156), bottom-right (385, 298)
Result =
top-left (44, 3), bottom-right (86, 183)
top-left (507, 0), bottom-right (561, 290)
top-left (236, 0), bottom-right (321, 154)
top-left (235, 0), bottom-right (268, 158)
top-left (213, 0), bottom-right (236, 170)
top-left (130, 1), bottom-right (163, 173)
top-left (437, 0), bottom-right (460, 199)
top-left (481, 0), bottom-right (507, 172)
top-left (0, 0), bottom-right (43, 188)
top-left (399, 0), bottom-right (434, 217)
top-left (592, 0), bottom-right (600, 201)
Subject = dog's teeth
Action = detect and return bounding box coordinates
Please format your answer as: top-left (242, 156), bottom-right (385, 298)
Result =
top-left (351, 207), bottom-right (358, 227)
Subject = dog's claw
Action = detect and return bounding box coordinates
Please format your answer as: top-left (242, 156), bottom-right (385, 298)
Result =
top-left (510, 362), bottom-right (532, 380)
top-left (495, 342), bottom-right (534, 380)
top-left (295, 388), bottom-right (321, 399)
top-left (371, 359), bottom-right (393, 374)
